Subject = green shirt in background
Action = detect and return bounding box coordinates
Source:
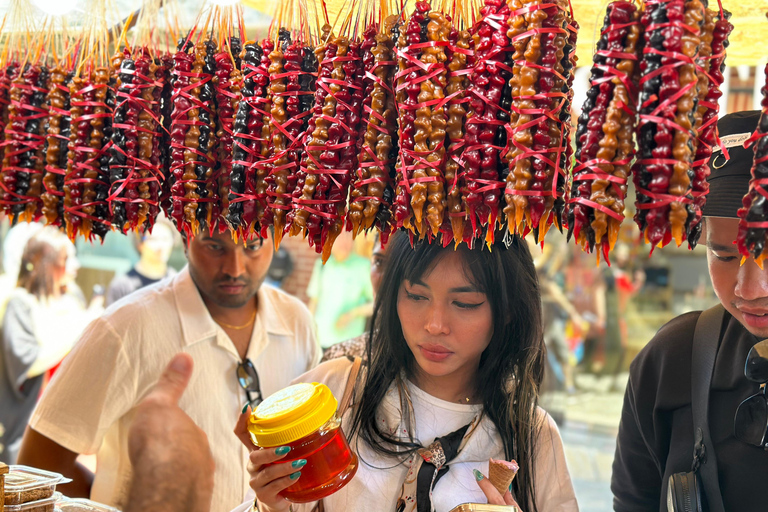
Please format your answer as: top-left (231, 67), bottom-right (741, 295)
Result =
top-left (307, 254), bottom-right (373, 348)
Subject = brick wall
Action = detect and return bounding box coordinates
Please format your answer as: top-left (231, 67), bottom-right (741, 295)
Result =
top-left (279, 236), bottom-right (321, 304)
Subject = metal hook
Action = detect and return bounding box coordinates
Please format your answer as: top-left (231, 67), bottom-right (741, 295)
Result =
top-left (712, 153), bottom-right (728, 170)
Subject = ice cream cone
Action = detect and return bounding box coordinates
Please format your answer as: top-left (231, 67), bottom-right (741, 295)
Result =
top-left (489, 458), bottom-right (519, 495)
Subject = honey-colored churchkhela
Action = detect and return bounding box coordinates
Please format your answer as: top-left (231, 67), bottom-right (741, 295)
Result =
top-left (444, 27), bottom-right (470, 245)
top-left (504, 0), bottom-right (541, 235)
top-left (41, 65), bottom-right (72, 228)
top-left (668, 0), bottom-right (704, 246)
top-left (421, 10), bottom-right (450, 237)
top-left (505, 0), bottom-right (572, 239)
top-left (528, 0), bottom-right (569, 237)
top-left (260, 30), bottom-right (290, 236)
top-left (1, 64), bottom-right (50, 223)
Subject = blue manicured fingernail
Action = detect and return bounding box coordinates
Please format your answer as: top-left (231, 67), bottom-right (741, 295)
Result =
top-left (275, 446), bottom-right (291, 456)
top-left (290, 471), bottom-right (301, 480)
top-left (473, 469), bottom-right (484, 481)
top-left (292, 459), bottom-right (307, 469)
top-left (509, 482), bottom-right (514, 492)
top-left (242, 403), bottom-right (250, 414)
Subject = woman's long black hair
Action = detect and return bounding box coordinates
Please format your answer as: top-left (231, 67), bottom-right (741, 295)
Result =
top-left (348, 230), bottom-right (546, 512)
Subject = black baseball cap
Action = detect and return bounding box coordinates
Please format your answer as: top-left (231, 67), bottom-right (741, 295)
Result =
top-left (702, 110), bottom-right (762, 219)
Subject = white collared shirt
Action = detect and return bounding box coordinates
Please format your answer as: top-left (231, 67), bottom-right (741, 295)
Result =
top-left (30, 266), bottom-right (320, 512)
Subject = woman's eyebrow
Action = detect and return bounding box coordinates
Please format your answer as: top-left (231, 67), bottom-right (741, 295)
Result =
top-left (449, 286), bottom-right (480, 293)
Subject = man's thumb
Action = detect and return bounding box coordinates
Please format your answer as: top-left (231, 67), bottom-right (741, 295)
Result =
top-left (148, 352), bottom-right (194, 406)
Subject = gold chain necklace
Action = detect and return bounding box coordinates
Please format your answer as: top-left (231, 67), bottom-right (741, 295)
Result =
top-left (213, 310), bottom-right (257, 330)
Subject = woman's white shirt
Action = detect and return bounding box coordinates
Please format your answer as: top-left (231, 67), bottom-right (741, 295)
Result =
top-left (232, 358), bottom-right (578, 512)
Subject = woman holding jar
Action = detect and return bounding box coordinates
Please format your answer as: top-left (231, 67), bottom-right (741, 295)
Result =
top-left (235, 230), bottom-right (578, 512)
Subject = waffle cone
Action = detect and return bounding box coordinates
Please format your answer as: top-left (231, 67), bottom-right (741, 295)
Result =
top-left (489, 458), bottom-right (518, 495)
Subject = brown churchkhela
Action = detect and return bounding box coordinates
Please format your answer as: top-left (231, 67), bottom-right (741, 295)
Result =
top-left (444, 27), bottom-right (470, 246)
top-left (41, 65), bottom-right (71, 228)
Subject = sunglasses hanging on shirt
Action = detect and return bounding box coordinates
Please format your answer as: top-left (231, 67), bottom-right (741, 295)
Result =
top-left (734, 339), bottom-right (768, 448)
top-left (237, 358), bottom-right (263, 409)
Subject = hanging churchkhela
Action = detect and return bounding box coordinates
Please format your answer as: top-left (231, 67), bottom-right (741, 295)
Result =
top-left (1, 56), bottom-right (49, 224)
top-left (213, 36), bottom-right (243, 234)
top-left (633, 0), bottom-right (705, 250)
top-left (0, 0), bottom-right (740, 263)
top-left (505, 0), bottom-right (576, 241)
top-left (347, 19), bottom-right (398, 242)
top-left (687, 7), bottom-right (732, 247)
top-left (228, 38), bottom-right (271, 240)
top-left (41, 61), bottom-right (72, 229)
top-left (569, 1), bottom-right (642, 262)
top-left (261, 28), bottom-right (317, 246)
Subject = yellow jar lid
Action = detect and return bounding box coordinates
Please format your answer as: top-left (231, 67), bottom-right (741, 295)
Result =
top-left (248, 382), bottom-right (338, 447)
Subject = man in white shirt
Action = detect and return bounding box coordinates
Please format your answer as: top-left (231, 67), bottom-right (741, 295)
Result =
top-left (17, 229), bottom-right (321, 512)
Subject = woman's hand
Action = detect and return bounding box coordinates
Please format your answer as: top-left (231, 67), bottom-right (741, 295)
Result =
top-left (234, 408), bottom-right (304, 512)
top-left (247, 447), bottom-right (304, 512)
top-left (473, 469), bottom-right (522, 510)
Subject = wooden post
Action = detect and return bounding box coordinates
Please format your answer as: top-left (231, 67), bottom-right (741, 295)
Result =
top-left (0, 461), bottom-right (8, 512)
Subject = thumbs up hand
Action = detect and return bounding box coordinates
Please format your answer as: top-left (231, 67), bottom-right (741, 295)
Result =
top-left (124, 353), bottom-right (215, 512)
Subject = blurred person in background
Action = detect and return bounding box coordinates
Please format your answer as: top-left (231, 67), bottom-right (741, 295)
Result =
top-left (264, 246), bottom-right (294, 289)
top-left (0, 228), bottom-right (102, 463)
top-left (321, 233), bottom-right (387, 362)
top-left (106, 219), bottom-right (176, 306)
top-left (597, 243), bottom-right (644, 391)
top-left (307, 230), bottom-right (373, 349)
top-left (527, 234), bottom-right (584, 396)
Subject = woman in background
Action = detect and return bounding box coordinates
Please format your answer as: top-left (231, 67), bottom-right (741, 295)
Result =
top-left (0, 228), bottom-right (101, 463)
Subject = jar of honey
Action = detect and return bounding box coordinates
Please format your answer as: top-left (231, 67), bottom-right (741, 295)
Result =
top-left (248, 382), bottom-right (358, 503)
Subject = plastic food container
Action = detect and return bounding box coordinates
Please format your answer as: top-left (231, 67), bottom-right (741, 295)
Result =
top-left (4, 466), bottom-right (69, 506)
top-left (248, 382), bottom-right (358, 503)
top-left (55, 496), bottom-right (120, 512)
top-left (4, 492), bottom-right (61, 512)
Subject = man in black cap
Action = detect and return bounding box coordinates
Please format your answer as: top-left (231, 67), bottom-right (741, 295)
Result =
top-left (612, 110), bottom-right (768, 511)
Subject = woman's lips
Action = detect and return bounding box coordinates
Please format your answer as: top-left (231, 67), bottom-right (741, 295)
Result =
top-left (419, 344), bottom-right (453, 362)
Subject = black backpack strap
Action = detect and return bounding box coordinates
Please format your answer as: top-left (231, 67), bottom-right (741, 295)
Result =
top-left (691, 305), bottom-right (726, 512)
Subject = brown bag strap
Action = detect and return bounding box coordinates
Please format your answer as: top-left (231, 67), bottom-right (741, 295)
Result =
top-left (339, 357), bottom-right (363, 416)
top-left (309, 358), bottom-right (363, 512)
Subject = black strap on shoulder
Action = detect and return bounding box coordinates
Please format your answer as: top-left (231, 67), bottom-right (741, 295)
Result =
top-left (691, 305), bottom-right (726, 512)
